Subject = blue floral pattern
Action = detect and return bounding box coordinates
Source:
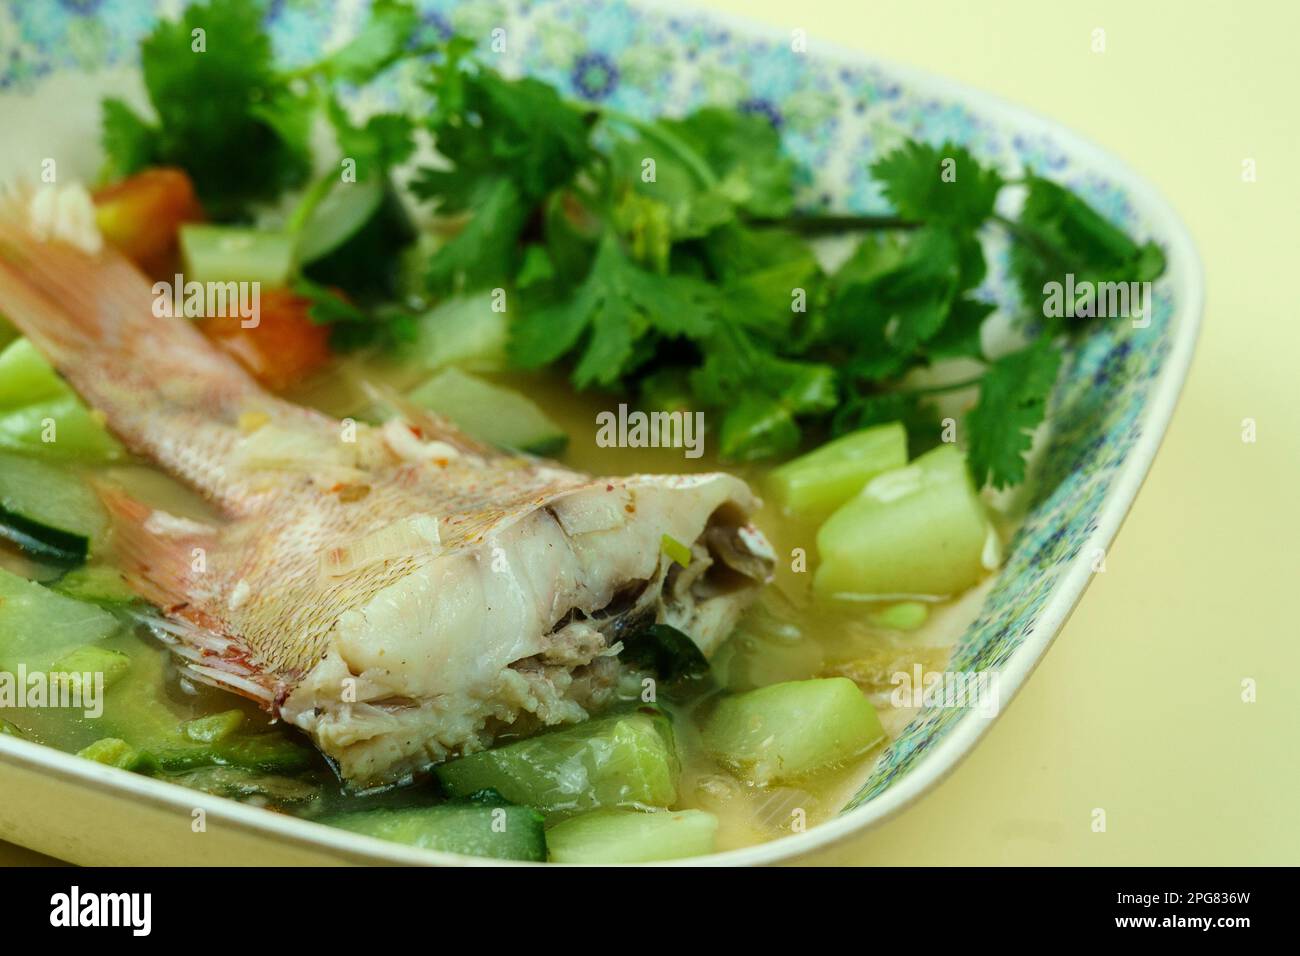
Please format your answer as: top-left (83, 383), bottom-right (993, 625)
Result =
top-left (0, 0), bottom-right (1181, 820)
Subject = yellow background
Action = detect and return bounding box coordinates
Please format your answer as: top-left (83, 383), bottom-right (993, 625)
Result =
top-left (3, 0), bottom-right (1296, 866)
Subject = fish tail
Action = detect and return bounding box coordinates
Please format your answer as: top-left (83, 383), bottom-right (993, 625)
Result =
top-left (0, 199), bottom-right (324, 512)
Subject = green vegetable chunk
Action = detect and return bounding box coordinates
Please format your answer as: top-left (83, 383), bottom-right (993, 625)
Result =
top-left (152, 734), bottom-right (315, 774)
top-left (767, 422), bottom-right (908, 520)
top-left (50, 645), bottom-right (131, 691)
top-left (0, 452), bottom-right (109, 565)
top-left (181, 710), bottom-right (246, 744)
top-left (0, 338), bottom-right (63, 407)
top-left (180, 224), bottom-right (296, 287)
top-left (814, 444), bottom-right (994, 599)
top-left (435, 711), bottom-right (680, 815)
top-left (869, 601), bottom-right (930, 631)
top-left (405, 291), bottom-right (510, 372)
top-left (323, 801), bottom-right (547, 862)
top-left (77, 738), bottom-right (156, 773)
top-left (702, 678), bottom-right (884, 786)
top-left (51, 565), bottom-right (138, 606)
top-left (660, 533), bottom-right (692, 568)
top-left (546, 809), bottom-right (718, 864)
top-left (0, 339), bottom-right (123, 462)
top-left (0, 569), bottom-right (119, 671)
top-left (294, 176), bottom-right (386, 266)
top-left (710, 623), bottom-right (824, 694)
top-left (407, 367), bottom-right (567, 455)
top-left (620, 624), bottom-right (709, 684)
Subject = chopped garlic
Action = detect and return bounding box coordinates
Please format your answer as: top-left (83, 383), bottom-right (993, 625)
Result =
top-left (380, 419), bottom-right (462, 464)
top-left (28, 183), bottom-right (103, 254)
top-left (238, 411), bottom-right (271, 434)
top-left (144, 510), bottom-right (215, 538)
top-left (229, 579), bottom-right (251, 611)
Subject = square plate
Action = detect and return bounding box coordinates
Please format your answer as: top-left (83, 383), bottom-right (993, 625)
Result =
top-left (0, 0), bottom-right (1202, 865)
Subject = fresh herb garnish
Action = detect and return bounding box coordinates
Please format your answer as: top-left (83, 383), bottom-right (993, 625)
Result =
top-left (98, 0), bottom-right (1166, 488)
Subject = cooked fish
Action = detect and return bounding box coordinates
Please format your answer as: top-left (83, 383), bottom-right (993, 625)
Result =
top-left (0, 203), bottom-right (774, 787)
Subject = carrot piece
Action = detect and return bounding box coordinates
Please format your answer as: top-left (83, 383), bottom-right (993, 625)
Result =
top-left (199, 289), bottom-right (331, 392)
top-left (93, 168), bottom-right (204, 276)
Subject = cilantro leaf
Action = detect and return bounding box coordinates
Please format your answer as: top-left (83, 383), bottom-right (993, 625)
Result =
top-left (965, 337), bottom-right (1062, 489)
top-left (691, 324), bottom-right (837, 460)
top-left (664, 108), bottom-right (796, 219)
top-left (511, 233), bottom-right (715, 388)
top-left (118, 0), bottom-right (311, 218)
top-left (606, 108), bottom-right (796, 246)
top-left (327, 98), bottom-right (416, 181)
top-left (312, 0), bottom-right (419, 83)
top-left (419, 46), bottom-right (593, 207)
top-left (295, 276), bottom-right (417, 350)
top-left (826, 227), bottom-right (966, 378)
top-left (100, 98), bottom-right (159, 180)
top-left (1008, 175), bottom-right (1166, 318)
top-left (423, 176), bottom-right (530, 295)
top-left (871, 140), bottom-right (1004, 228)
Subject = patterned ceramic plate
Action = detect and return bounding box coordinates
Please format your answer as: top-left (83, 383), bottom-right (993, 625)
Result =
top-left (0, 0), bottom-right (1202, 865)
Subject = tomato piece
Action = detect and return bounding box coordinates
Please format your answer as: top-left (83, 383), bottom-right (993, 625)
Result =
top-left (199, 289), bottom-right (332, 392)
top-left (93, 168), bottom-right (204, 276)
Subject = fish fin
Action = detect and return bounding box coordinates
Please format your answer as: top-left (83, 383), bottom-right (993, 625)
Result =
top-left (95, 482), bottom-right (217, 611)
top-left (101, 485), bottom-right (286, 708)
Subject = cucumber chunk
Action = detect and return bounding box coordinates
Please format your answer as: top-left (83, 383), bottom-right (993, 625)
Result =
top-left (546, 809), bottom-right (718, 863)
top-left (77, 737), bottom-right (157, 773)
top-left (171, 766), bottom-right (322, 807)
top-left (89, 633), bottom-right (317, 775)
top-left (50, 644), bottom-right (131, 691)
top-left (294, 177), bottom-right (386, 266)
top-left (869, 601), bottom-right (930, 631)
top-left (323, 800), bottom-right (547, 862)
top-left (435, 711), bottom-right (680, 815)
top-left (0, 568), bottom-right (119, 671)
top-left (702, 678), bottom-right (884, 786)
top-left (0, 339), bottom-right (123, 462)
top-left (711, 628), bottom-right (824, 694)
top-left (180, 224), bottom-right (295, 286)
top-left (814, 444), bottom-right (993, 600)
top-left (0, 338), bottom-right (63, 407)
top-left (302, 185), bottom-right (414, 301)
top-left (406, 291), bottom-right (509, 372)
top-left (0, 452), bottom-right (108, 564)
top-left (51, 565), bottom-right (138, 606)
top-left (0, 395), bottom-right (124, 463)
top-left (181, 710), bottom-right (246, 744)
top-left (768, 422), bottom-right (908, 520)
top-left (407, 367), bottom-right (567, 455)
top-left (151, 733), bottom-right (316, 774)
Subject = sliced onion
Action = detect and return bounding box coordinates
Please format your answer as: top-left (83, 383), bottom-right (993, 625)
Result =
top-left (320, 513), bottom-right (442, 578)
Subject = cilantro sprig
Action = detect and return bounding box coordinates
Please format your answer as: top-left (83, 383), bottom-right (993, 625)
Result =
top-left (99, 1), bottom-right (1167, 489)
top-left (102, 0), bottom-right (421, 220)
